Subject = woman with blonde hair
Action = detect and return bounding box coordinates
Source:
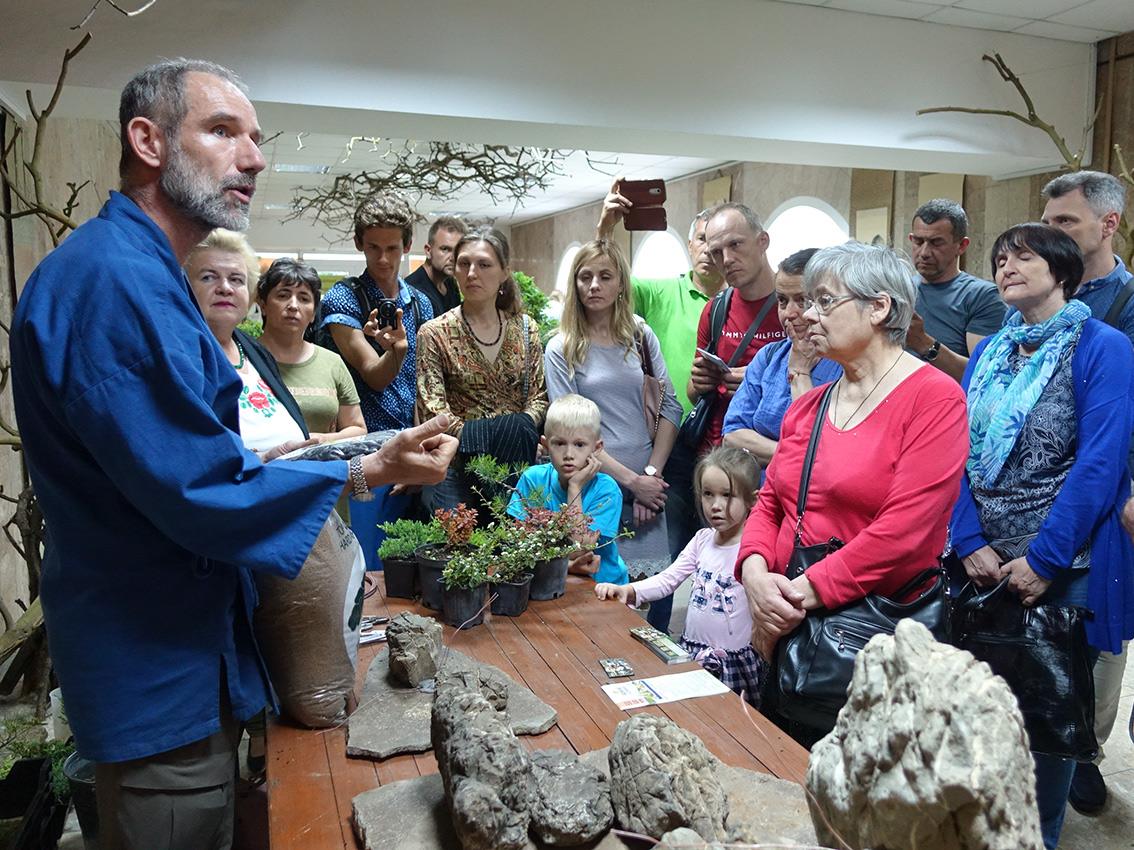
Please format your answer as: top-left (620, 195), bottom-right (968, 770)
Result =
top-left (545, 240), bottom-right (683, 628)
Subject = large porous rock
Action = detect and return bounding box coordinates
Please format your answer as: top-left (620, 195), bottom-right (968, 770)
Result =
top-left (431, 679), bottom-right (532, 850)
top-left (386, 613), bottom-right (442, 686)
top-left (528, 750), bottom-right (613, 845)
top-left (608, 714), bottom-right (729, 842)
top-left (436, 663), bottom-right (509, 714)
top-left (807, 619), bottom-right (1043, 850)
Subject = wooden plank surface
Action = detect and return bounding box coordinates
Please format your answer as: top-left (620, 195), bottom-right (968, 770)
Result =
top-left (267, 574), bottom-right (809, 849)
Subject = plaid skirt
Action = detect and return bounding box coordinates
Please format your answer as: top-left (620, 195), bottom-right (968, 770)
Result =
top-left (680, 637), bottom-right (766, 707)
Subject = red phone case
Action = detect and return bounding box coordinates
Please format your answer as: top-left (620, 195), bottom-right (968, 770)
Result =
top-left (623, 206), bottom-right (668, 231)
top-left (620, 179), bottom-right (667, 231)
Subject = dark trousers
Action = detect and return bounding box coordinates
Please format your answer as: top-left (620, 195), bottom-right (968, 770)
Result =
top-left (95, 691), bottom-right (241, 850)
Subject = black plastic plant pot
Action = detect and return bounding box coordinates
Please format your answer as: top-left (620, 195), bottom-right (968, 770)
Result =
top-left (63, 752), bottom-right (98, 846)
top-left (530, 556), bottom-right (568, 601)
top-left (416, 545), bottom-right (449, 610)
top-left (383, 556), bottom-right (418, 599)
top-left (490, 575), bottom-right (532, 617)
top-left (441, 582), bottom-right (488, 628)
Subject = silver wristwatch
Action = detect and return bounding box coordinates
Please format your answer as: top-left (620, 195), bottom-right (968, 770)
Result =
top-left (348, 455), bottom-right (374, 501)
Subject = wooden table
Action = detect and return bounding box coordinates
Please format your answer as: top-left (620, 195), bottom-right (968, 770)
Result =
top-left (266, 575), bottom-right (809, 850)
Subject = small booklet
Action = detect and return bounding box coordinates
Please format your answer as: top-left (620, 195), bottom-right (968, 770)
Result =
top-left (602, 669), bottom-right (730, 710)
top-left (629, 626), bottom-right (692, 664)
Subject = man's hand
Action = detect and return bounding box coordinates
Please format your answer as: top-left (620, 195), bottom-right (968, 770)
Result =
top-left (961, 545), bottom-right (1003, 588)
top-left (690, 357), bottom-right (724, 397)
top-left (363, 308), bottom-right (408, 357)
top-left (1122, 496), bottom-right (1134, 539)
top-left (629, 473), bottom-right (667, 511)
top-left (905, 311), bottom-right (934, 355)
top-left (1004, 555), bottom-right (1051, 607)
top-left (596, 177), bottom-right (629, 238)
top-left (361, 415), bottom-right (457, 488)
top-left (722, 364), bottom-right (747, 397)
top-left (595, 582), bottom-right (635, 605)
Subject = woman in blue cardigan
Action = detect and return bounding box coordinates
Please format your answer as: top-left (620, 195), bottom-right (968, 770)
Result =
top-left (950, 222), bottom-right (1134, 850)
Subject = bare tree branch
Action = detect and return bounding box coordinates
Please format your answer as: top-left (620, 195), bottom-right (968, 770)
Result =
top-left (71, 0), bottom-right (158, 30)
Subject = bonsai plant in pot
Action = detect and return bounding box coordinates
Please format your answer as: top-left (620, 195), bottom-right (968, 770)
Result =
top-left (377, 518), bottom-right (444, 599)
top-left (440, 545), bottom-right (490, 628)
top-left (519, 504), bottom-right (600, 601)
top-left (416, 504), bottom-right (478, 611)
top-left (488, 523), bottom-right (536, 617)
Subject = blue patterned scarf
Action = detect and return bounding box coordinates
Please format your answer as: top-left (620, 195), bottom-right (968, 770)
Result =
top-left (966, 299), bottom-right (1090, 488)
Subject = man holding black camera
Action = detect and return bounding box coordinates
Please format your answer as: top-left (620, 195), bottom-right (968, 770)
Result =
top-left (321, 195), bottom-right (434, 431)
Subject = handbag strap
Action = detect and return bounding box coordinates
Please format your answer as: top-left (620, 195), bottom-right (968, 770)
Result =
top-left (636, 328), bottom-right (655, 378)
top-left (521, 314), bottom-right (531, 404)
top-left (794, 382), bottom-right (838, 542)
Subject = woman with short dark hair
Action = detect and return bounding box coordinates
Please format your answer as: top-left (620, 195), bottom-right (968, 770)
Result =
top-left (950, 222), bottom-right (1134, 849)
top-left (257, 258), bottom-right (365, 444)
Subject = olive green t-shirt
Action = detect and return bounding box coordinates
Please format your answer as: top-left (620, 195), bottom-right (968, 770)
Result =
top-left (275, 347), bottom-right (360, 435)
top-left (631, 272), bottom-right (712, 417)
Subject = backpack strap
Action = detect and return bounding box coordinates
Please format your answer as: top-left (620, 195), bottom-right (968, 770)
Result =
top-left (1104, 277), bottom-right (1134, 329)
top-left (705, 288), bottom-right (734, 355)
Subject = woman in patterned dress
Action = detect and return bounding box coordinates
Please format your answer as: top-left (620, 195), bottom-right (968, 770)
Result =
top-left (415, 227), bottom-right (548, 512)
top-left (950, 223), bottom-right (1134, 850)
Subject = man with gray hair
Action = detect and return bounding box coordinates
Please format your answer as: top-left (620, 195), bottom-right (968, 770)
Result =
top-left (904, 198), bottom-right (1005, 382)
top-left (10, 60), bottom-right (456, 850)
top-left (405, 214), bottom-right (467, 316)
top-left (1042, 169), bottom-right (1133, 817)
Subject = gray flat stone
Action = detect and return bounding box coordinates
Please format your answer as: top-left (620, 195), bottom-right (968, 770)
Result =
top-left (352, 750), bottom-right (816, 850)
top-left (347, 646), bottom-right (558, 760)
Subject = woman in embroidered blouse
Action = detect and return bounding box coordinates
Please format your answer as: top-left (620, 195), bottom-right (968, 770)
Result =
top-left (949, 223), bottom-right (1134, 850)
top-left (544, 240), bottom-right (683, 627)
top-left (256, 257), bottom-right (365, 443)
top-left (185, 229), bottom-right (310, 457)
top-left (416, 227), bottom-right (548, 512)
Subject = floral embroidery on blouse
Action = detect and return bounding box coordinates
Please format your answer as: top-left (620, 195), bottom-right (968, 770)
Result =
top-left (239, 377), bottom-right (280, 418)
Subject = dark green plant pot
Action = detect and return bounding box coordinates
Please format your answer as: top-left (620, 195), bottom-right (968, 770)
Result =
top-left (441, 582), bottom-right (488, 628)
top-left (416, 544), bottom-right (449, 610)
top-left (491, 574), bottom-right (532, 617)
top-left (383, 556), bottom-right (418, 599)
top-left (530, 556), bottom-right (568, 601)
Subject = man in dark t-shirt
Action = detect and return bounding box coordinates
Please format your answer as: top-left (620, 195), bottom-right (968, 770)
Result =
top-left (695, 203), bottom-right (786, 454)
top-left (905, 199), bottom-right (1005, 382)
top-left (404, 215), bottom-right (467, 317)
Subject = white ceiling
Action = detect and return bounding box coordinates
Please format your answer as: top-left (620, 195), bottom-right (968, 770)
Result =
top-left (771, 0), bottom-right (1134, 42)
top-left (0, 0), bottom-right (1120, 253)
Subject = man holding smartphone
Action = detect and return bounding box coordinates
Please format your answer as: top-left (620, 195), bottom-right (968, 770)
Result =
top-left (320, 195), bottom-right (434, 432)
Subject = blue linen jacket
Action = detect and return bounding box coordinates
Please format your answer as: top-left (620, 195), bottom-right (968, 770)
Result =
top-left (10, 192), bottom-right (347, 762)
top-left (949, 318), bottom-right (1134, 653)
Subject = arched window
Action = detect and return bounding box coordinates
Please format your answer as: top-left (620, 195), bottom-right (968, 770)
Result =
top-left (764, 198), bottom-right (849, 271)
top-left (555, 243), bottom-right (582, 295)
top-left (631, 229), bottom-right (690, 280)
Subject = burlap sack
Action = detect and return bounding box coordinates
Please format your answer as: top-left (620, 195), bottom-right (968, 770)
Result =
top-left (253, 510), bottom-right (365, 727)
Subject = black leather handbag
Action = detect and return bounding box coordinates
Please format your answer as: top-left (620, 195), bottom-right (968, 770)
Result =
top-left (773, 383), bottom-right (949, 731)
top-left (952, 578), bottom-right (1097, 760)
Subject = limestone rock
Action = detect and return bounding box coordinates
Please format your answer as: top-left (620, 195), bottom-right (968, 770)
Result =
top-left (431, 679), bottom-right (532, 850)
top-left (807, 619), bottom-right (1043, 850)
top-left (436, 663), bottom-right (509, 714)
top-left (608, 714), bottom-right (729, 842)
top-left (657, 827), bottom-right (716, 848)
top-left (386, 613), bottom-right (442, 686)
top-left (528, 750), bottom-right (613, 845)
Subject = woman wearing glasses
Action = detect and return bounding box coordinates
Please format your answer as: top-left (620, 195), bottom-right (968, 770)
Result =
top-left (737, 241), bottom-right (968, 745)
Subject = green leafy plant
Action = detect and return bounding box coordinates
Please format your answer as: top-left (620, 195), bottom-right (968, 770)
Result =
top-left (515, 270), bottom-right (558, 340)
top-left (377, 518), bottom-right (445, 560)
top-left (0, 714), bottom-right (73, 801)
top-left (441, 547), bottom-right (491, 590)
top-left (237, 318), bottom-right (263, 338)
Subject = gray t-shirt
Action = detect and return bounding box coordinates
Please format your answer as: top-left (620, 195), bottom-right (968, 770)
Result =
top-left (543, 324), bottom-right (682, 475)
top-left (915, 272), bottom-right (1005, 356)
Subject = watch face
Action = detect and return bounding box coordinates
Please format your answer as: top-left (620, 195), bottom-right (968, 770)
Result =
top-left (644, 465), bottom-right (658, 477)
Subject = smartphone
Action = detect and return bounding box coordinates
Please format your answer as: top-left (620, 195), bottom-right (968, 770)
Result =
top-left (620, 179), bottom-right (668, 232)
top-left (376, 298), bottom-right (400, 329)
top-left (696, 347), bottom-right (731, 372)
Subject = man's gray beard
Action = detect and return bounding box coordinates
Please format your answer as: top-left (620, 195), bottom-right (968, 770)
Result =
top-left (160, 141), bottom-right (252, 232)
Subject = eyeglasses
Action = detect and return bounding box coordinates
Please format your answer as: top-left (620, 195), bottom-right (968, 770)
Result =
top-left (803, 293), bottom-right (857, 315)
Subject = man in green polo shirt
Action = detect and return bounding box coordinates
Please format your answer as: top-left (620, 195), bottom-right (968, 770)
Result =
top-left (596, 184), bottom-right (725, 632)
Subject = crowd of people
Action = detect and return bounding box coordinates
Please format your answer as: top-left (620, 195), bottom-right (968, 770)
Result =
top-left (10, 56), bottom-right (1134, 850)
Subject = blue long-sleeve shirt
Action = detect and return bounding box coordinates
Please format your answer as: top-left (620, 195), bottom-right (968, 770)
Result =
top-left (950, 318), bottom-right (1134, 652)
top-left (10, 192), bottom-right (347, 762)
